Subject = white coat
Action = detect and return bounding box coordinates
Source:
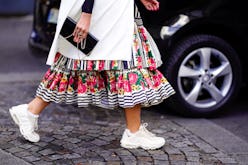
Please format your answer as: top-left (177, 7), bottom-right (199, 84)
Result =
top-left (46, 0), bottom-right (134, 65)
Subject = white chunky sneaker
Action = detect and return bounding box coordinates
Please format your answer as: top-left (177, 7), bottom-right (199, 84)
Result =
top-left (120, 123), bottom-right (165, 150)
top-left (9, 104), bottom-right (40, 143)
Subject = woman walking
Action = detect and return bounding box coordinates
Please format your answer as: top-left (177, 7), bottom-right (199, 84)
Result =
top-left (9, 0), bottom-right (175, 150)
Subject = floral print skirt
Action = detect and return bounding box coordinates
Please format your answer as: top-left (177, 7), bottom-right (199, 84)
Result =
top-left (36, 23), bottom-right (175, 109)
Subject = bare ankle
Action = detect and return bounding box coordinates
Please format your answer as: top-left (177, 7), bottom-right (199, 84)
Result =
top-left (27, 104), bottom-right (40, 115)
top-left (127, 125), bottom-right (140, 133)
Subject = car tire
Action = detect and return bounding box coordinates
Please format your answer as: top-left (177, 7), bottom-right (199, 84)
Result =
top-left (162, 34), bottom-right (242, 117)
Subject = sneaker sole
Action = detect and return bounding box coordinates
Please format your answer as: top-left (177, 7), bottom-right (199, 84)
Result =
top-left (120, 143), bottom-right (139, 149)
top-left (121, 141), bottom-right (165, 150)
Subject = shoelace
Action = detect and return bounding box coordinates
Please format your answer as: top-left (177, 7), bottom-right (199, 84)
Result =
top-left (34, 118), bottom-right (38, 131)
top-left (140, 123), bottom-right (155, 137)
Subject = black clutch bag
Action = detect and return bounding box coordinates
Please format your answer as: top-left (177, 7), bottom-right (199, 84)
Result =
top-left (60, 17), bottom-right (98, 56)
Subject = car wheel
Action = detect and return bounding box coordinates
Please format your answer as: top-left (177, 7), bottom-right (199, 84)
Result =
top-left (163, 34), bottom-right (242, 117)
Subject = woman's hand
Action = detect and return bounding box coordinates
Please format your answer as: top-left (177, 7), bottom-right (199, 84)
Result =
top-left (140, 0), bottom-right (159, 11)
top-left (73, 12), bottom-right (91, 43)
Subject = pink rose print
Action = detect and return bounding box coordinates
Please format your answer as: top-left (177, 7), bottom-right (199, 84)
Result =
top-left (123, 80), bottom-right (132, 93)
top-left (149, 58), bottom-right (156, 70)
top-left (69, 76), bottom-right (74, 85)
top-left (157, 71), bottom-right (163, 79)
top-left (118, 75), bottom-right (124, 88)
top-left (128, 73), bottom-right (138, 84)
top-left (136, 56), bottom-right (143, 69)
top-left (153, 75), bottom-right (161, 87)
top-left (47, 72), bottom-right (55, 82)
top-left (87, 61), bottom-right (93, 70)
top-left (50, 73), bottom-right (62, 90)
top-left (73, 60), bottom-right (79, 70)
top-left (78, 79), bottom-right (87, 94)
top-left (99, 61), bottom-right (105, 71)
top-left (137, 56), bottom-right (142, 63)
top-left (145, 77), bottom-right (153, 87)
top-left (58, 82), bottom-right (67, 93)
top-left (90, 87), bottom-right (95, 93)
top-left (110, 82), bottom-right (117, 92)
top-left (142, 42), bottom-right (149, 52)
top-left (90, 76), bottom-right (97, 86)
top-left (44, 69), bottom-right (51, 79)
top-left (140, 28), bottom-right (147, 41)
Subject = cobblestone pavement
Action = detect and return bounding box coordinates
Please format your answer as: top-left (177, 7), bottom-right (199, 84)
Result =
top-left (0, 81), bottom-right (241, 165)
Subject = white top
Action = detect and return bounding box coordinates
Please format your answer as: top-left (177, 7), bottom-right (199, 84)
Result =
top-left (46, 0), bottom-right (134, 65)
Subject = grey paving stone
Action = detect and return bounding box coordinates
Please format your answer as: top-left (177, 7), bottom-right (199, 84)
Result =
top-left (88, 160), bottom-right (106, 165)
top-left (186, 156), bottom-right (200, 162)
top-left (47, 154), bottom-right (64, 161)
top-left (73, 147), bottom-right (87, 154)
top-left (72, 157), bottom-right (89, 164)
top-left (195, 142), bottom-right (218, 154)
top-left (130, 149), bottom-right (150, 157)
top-left (169, 154), bottom-right (186, 161)
top-left (137, 156), bottom-right (153, 162)
top-left (63, 153), bottom-right (81, 159)
top-left (33, 160), bottom-right (54, 165)
top-left (184, 152), bottom-right (199, 157)
top-left (170, 161), bottom-right (186, 165)
top-left (51, 139), bottom-right (65, 146)
top-left (23, 155), bottom-right (41, 162)
top-left (9, 139), bottom-right (24, 146)
top-left (186, 162), bottom-right (202, 165)
top-left (123, 160), bottom-right (137, 165)
top-left (106, 161), bottom-right (121, 165)
top-left (164, 146), bottom-right (182, 155)
top-left (19, 144), bottom-right (34, 150)
top-left (29, 146), bottom-right (41, 152)
top-left (137, 161), bottom-right (153, 165)
top-left (152, 154), bottom-right (169, 161)
top-left (35, 142), bottom-right (49, 147)
top-left (6, 147), bottom-right (23, 153)
top-left (147, 150), bottom-right (164, 155)
top-left (179, 147), bottom-right (197, 152)
top-left (217, 157), bottom-right (237, 164)
top-left (115, 149), bottom-right (132, 156)
top-left (98, 151), bottom-right (120, 161)
top-left (14, 151), bottom-right (32, 157)
top-left (66, 137), bottom-right (81, 144)
top-left (62, 142), bottom-right (78, 150)
top-left (62, 126), bottom-right (74, 132)
top-left (91, 139), bottom-right (109, 146)
top-left (53, 159), bottom-right (74, 165)
top-left (52, 134), bottom-right (68, 140)
top-left (154, 160), bottom-right (170, 165)
top-left (41, 136), bottom-right (55, 143)
top-left (120, 155), bottom-right (136, 161)
top-left (39, 149), bottom-right (55, 156)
